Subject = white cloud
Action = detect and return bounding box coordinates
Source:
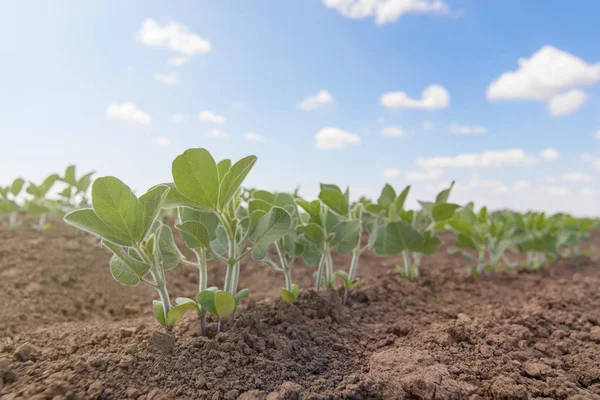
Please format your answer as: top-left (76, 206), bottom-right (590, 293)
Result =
top-left (208, 128), bottom-right (231, 139)
top-left (299, 90), bottom-right (334, 111)
top-left (381, 85), bottom-right (450, 110)
top-left (512, 180), bottom-right (530, 191)
top-left (168, 56), bottom-right (190, 66)
top-left (381, 126), bottom-right (405, 137)
top-left (487, 46), bottom-right (600, 116)
top-left (155, 136), bottom-right (170, 146)
top-left (172, 113), bottom-right (188, 122)
top-left (559, 172), bottom-right (593, 183)
top-left (539, 148), bottom-right (560, 161)
top-left (199, 111), bottom-right (226, 124)
top-left (153, 72), bottom-right (180, 85)
top-left (422, 120), bottom-right (434, 130)
top-left (105, 102), bottom-right (151, 126)
top-left (383, 168), bottom-right (401, 179)
top-left (416, 148), bottom-right (537, 170)
top-left (449, 122), bottom-right (487, 135)
top-left (581, 154), bottom-right (600, 172)
top-left (136, 19), bottom-right (212, 56)
top-left (540, 186), bottom-right (571, 197)
top-left (315, 127), bottom-right (361, 150)
top-left (244, 132), bottom-right (266, 142)
top-left (595, 130), bottom-right (600, 140)
top-left (487, 46), bottom-right (600, 101)
top-left (323, 0), bottom-right (451, 25)
top-left (547, 89), bottom-right (588, 116)
top-left (580, 187), bottom-right (595, 196)
top-left (406, 169), bottom-right (443, 181)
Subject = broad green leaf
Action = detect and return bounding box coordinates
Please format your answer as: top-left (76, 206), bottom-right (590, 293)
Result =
top-left (435, 181), bottom-right (455, 204)
top-left (281, 284), bottom-right (300, 303)
top-left (214, 291), bottom-right (236, 318)
top-left (176, 221), bottom-right (212, 250)
top-left (65, 209), bottom-right (134, 246)
top-left (156, 225), bottom-right (182, 270)
top-left (456, 233), bottom-right (477, 250)
top-left (394, 186), bottom-right (410, 213)
top-left (253, 190), bottom-right (277, 204)
top-left (210, 225), bottom-right (229, 256)
top-left (235, 288), bottom-right (250, 305)
top-left (109, 256), bottom-right (140, 286)
top-left (196, 290), bottom-right (218, 315)
top-left (27, 203), bottom-right (48, 216)
top-left (10, 178), bottom-right (25, 197)
top-left (92, 177), bottom-right (141, 245)
top-left (299, 223), bottom-right (326, 251)
top-left (249, 207), bottom-right (292, 259)
top-left (374, 221), bottom-right (423, 255)
top-left (167, 301), bottom-right (199, 328)
top-left (63, 165), bottom-right (77, 186)
top-left (217, 159), bottom-right (232, 180)
top-left (300, 242), bottom-right (321, 266)
top-left (422, 232), bottom-right (441, 254)
top-left (331, 220), bottom-right (361, 254)
top-left (249, 199), bottom-right (272, 214)
top-left (103, 240), bottom-right (151, 277)
top-left (418, 201), bottom-right (435, 214)
top-left (0, 200), bottom-right (19, 214)
top-left (40, 174), bottom-right (59, 196)
top-left (449, 219), bottom-right (474, 237)
top-left (139, 184), bottom-right (170, 236)
top-left (432, 203), bottom-right (461, 222)
top-left (319, 183), bottom-right (342, 193)
top-left (218, 155), bottom-right (257, 208)
top-left (319, 189), bottom-right (349, 217)
top-left (179, 207), bottom-right (219, 240)
top-left (152, 300), bottom-right (166, 327)
top-left (77, 172), bottom-right (95, 193)
top-left (378, 184), bottom-right (396, 209)
top-left (172, 148), bottom-right (220, 211)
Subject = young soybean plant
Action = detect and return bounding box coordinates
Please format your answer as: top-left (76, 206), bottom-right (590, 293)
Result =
top-left (296, 194), bottom-right (362, 294)
top-left (64, 178), bottom-right (185, 332)
top-left (0, 178), bottom-right (25, 229)
top-left (515, 212), bottom-right (559, 270)
top-left (553, 214), bottom-right (597, 259)
top-left (25, 174), bottom-right (59, 230)
top-left (159, 149), bottom-right (292, 333)
top-left (317, 184), bottom-right (380, 305)
top-left (372, 183), bottom-right (459, 280)
top-left (247, 190), bottom-right (306, 303)
top-left (58, 165), bottom-right (95, 210)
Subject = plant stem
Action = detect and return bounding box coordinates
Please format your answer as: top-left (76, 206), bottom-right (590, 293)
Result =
top-left (217, 319), bottom-right (224, 333)
top-left (199, 310), bottom-right (207, 336)
top-left (324, 251), bottom-right (334, 288)
top-left (8, 212), bottom-right (16, 228)
top-left (276, 242), bottom-right (292, 291)
top-left (315, 255), bottom-right (325, 290)
top-left (402, 251), bottom-right (410, 279)
top-left (137, 245), bottom-right (171, 328)
top-left (477, 249), bottom-right (485, 276)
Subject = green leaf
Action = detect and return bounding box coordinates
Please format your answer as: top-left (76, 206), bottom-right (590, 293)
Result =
top-left (77, 171), bottom-right (95, 193)
top-left (281, 284), bottom-right (300, 303)
top-left (27, 203), bottom-right (49, 216)
top-left (210, 225), bottom-right (229, 256)
top-left (331, 220), bottom-right (361, 254)
top-left (167, 301), bottom-right (199, 328)
top-left (172, 148), bottom-right (220, 211)
top-left (218, 155), bottom-right (257, 208)
top-left (179, 207), bottom-right (219, 239)
top-left (456, 233), bottom-right (477, 250)
top-left (432, 203), bottom-right (461, 222)
top-left (422, 232), bottom-right (441, 254)
top-left (378, 184), bottom-right (396, 209)
top-left (40, 174), bottom-right (59, 196)
top-left (153, 300), bottom-right (167, 327)
top-left (156, 225), bottom-right (182, 270)
top-left (299, 223), bottom-right (326, 251)
top-left (249, 199), bottom-right (272, 214)
top-left (103, 240), bottom-right (151, 277)
top-left (394, 186), bottom-right (410, 213)
top-left (0, 200), bottom-right (20, 214)
top-left (319, 183), bottom-right (342, 193)
top-left (139, 184), bottom-right (170, 237)
top-left (176, 221), bottom-right (212, 250)
top-left (435, 181), bottom-right (455, 204)
top-left (63, 165), bottom-right (77, 186)
top-left (217, 159), bottom-right (232, 180)
top-left (65, 209), bottom-right (132, 246)
top-left (249, 207), bottom-right (292, 259)
top-left (374, 221), bottom-right (423, 255)
top-left (449, 218), bottom-right (474, 237)
top-left (91, 177), bottom-right (142, 245)
top-left (10, 178), bottom-right (25, 197)
top-left (214, 291), bottom-right (236, 318)
top-left (319, 188), bottom-right (349, 217)
top-left (196, 290), bottom-right (218, 315)
top-left (235, 288), bottom-right (250, 306)
top-left (109, 256), bottom-right (140, 286)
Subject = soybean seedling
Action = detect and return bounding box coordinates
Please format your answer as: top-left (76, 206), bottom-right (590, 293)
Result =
top-left (58, 165), bottom-right (95, 210)
top-left (0, 178), bottom-right (25, 229)
top-left (25, 174), bottom-right (59, 230)
top-left (158, 149), bottom-right (292, 333)
top-left (515, 212), bottom-right (558, 270)
top-left (64, 177), bottom-right (186, 332)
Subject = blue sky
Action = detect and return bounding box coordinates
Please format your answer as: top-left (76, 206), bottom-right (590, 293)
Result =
top-left (1, 0), bottom-right (600, 215)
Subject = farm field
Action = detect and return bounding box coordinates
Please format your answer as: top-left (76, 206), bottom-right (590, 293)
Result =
top-left (1, 217), bottom-right (599, 399)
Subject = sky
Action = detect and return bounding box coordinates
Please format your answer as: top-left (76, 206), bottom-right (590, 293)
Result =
top-left (1, 0), bottom-right (600, 215)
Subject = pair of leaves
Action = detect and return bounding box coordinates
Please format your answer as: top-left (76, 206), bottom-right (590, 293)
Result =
top-left (64, 177), bottom-right (169, 247)
top-left (26, 174), bottom-right (59, 198)
top-left (281, 284), bottom-right (300, 303)
top-left (248, 207), bottom-right (293, 260)
top-left (196, 288), bottom-right (249, 318)
top-left (172, 148), bottom-right (257, 211)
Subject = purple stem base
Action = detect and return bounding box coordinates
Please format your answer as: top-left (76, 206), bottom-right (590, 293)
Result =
top-left (343, 289), bottom-right (350, 306)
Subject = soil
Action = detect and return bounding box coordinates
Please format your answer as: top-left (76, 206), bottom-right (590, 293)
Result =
top-left (1, 217), bottom-right (600, 399)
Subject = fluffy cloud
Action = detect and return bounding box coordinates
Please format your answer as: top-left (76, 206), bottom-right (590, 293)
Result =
top-left (168, 57), bottom-right (190, 66)
top-left (449, 122), bottom-right (487, 135)
top-left (595, 130), bottom-right (600, 139)
top-left (422, 120), bottom-right (434, 130)
top-left (136, 19), bottom-right (212, 56)
top-left (208, 128), bottom-right (231, 139)
top-left (381, 126), bottom-right (405, 137)
top-left (540, 186), bottom-right (571, 197)
top-left (416, 148), bottom-right (537, 170)
top-left (244, 132), bottom-right (266, 142)
top-left (559, 172), bottom-right (593, 183)
top-left (299, 90), bottom-right (334, 111)
top-left (105, 103), bottom-right (151, 126)
top-left (315, 127), bottom-right (361, 150)
top-left (155, 137), bottom-right (170, 146)
top-left (581, 153), bottom-right (600, 171)
top-left (547, 89), bottom-right (588, 116)
top-left (323, 0), bottom-right (450, 25)
top-left (383, 168), bottom-right (401, 179)
top-left (381, 85), bottom-right (450, 110)
top-left (539, 148), bottom-right (560, 161)
top-left (407, 169), bottom-right (443, 181)
top-left (153, 72), bottom-right (180, 85)
top-left (512, 180), bottom-right (530, 191)
top-left (487, 46), bottom-right (600, 116)
top-left (199, 111), bottom-right (226, 124)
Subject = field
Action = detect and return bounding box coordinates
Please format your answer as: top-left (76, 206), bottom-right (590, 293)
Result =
top-left (1, 217), bottom-right (599, 399)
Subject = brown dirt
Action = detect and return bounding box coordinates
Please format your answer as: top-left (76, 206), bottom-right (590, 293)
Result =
top-left (1, 218), bottom-right (600, 399)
